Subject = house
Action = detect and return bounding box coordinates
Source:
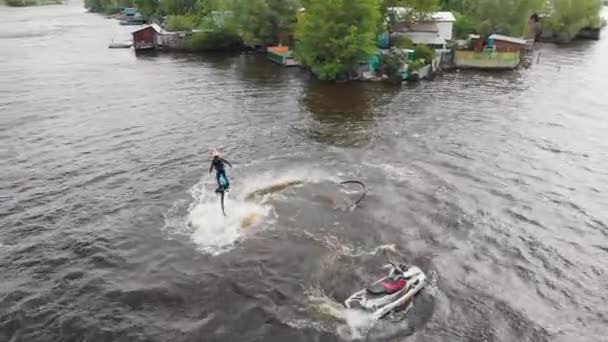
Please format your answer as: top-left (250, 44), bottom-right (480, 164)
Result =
top-left (386, 7), bottom-right (456, 42)
top-left (132, 24), bottom-right (162, 51)
top-left (391, 22), bottom-right (448, 49)
top-left (429, 11), bottom-right (456, 42)
top-left (487, 34), bottom-right (528, 52)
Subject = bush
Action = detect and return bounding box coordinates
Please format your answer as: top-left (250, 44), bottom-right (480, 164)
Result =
top-left (394, 36), bottom-right (414, 49)
top-left (6, 0), bottom-right (37, 6)
top-left (408, 59), bottom-right (425, 72)
top-left (379, 48), bottom-right (407, 83)
top-left (165, 15), bottom-right (200, 31)
top-left (185, 31), bottom-right (243, 51)
top-left (413, 44), bottom-right (434, 64)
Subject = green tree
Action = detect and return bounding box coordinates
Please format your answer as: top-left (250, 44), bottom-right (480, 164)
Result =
top-left (474, 0), bottom-right (545, 36)
top-left (231, 0), bottom-right (301, 45)
top-left (545, 0), bottom-right (602, 42)
top-left (452, 11), bottom-right (477, 39)
top-left (296, 0), bottom-right (380, 80)
top-left (158, 0), bottom-right (203, 15)
top-left (84, 0), bottom-right (134, 13)
top-left (134, 0), bottom-right (159, 16)
top-left (5, 0), bottom-right (38, 6)
top-left (381, 0), bottom-right (439, 26)
top-left (165, 14), bottom-right (201, 30)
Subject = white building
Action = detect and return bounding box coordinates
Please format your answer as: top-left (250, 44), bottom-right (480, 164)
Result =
top-left (386, 8), bottom-right (456, 42)
top-left (429, 11), bottom-right (456, 42)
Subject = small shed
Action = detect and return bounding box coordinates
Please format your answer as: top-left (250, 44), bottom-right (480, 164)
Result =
top-left (488, 34), bottom-right (527, 52)
top-left (132, 24), bottom-right (162, 51)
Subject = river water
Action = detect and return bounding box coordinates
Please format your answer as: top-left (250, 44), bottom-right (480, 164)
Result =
top-left (1, 2), bottom-right (608, 341)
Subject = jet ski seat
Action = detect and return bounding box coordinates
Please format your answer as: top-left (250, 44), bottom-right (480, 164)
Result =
top-left (366, 279), bottom-right (406, 295)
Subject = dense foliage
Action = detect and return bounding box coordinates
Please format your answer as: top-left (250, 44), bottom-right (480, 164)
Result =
top-left (379, 49), bottom-right (404, 83)
top-left (5, 0), bottom-right (37, 6)
top-left (85, 0), bottom-right (134, 13)
top-left (413, 44), bottom-right (433, 63)
top-left (233, 0), bottom-right (301, 45)
top-left (4, 0), bottom-right (62, 5)
top-left (133, 0), bottom-right (158, 17)
top-left (543, 0), bottom-right (603, 42)
top-left (441, 0), bottom-right (602, 41)
top-left (165, 14), bottom-right (200, 30)
top-left (295, 0), bottom-right (380, 80)
top-left (381, 0), bottom-right (439, 24)
top-left (185, 30), bottom-right (242, 51)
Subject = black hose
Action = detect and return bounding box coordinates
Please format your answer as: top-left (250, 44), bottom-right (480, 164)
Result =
top-left (339, 180), bottom-right (367, 208)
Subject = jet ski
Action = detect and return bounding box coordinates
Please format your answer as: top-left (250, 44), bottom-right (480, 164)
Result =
top-left (344, 262), bottom-right (426, 320)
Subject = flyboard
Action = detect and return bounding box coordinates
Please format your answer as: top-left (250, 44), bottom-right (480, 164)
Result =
top-left (216, 173), bottom-right (229, 216)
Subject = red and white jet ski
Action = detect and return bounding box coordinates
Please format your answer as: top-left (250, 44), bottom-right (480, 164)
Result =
top-left (344, 262), bottom-right (426, 320)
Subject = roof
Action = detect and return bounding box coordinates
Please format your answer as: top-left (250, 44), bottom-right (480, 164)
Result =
top-left (386, 7), bottom-right (456, 22)
top-left (430, 11), bottom-right (456, 22)
top-left (132, 24), bottom-right (163, 35)
top-left (397, 31), bottom-right (446, 46)
top-left (489, 34), bottom-right (527, 45)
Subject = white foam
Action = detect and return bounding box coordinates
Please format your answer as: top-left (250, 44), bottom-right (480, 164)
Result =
top-left (182, 176), bottom-right (270, 255)
top-left (172, 167), bottom-right (333, 255)
top-left (362, 162), bottom-right (416, 181)
top-left (238, 167), bottom-right (333, 200)
top-left (188, 196), bottom-right (270, 254)
top-left (304, 287), bottom-right (375, 340)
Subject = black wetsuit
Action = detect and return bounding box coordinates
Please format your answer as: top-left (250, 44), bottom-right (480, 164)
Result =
top-left (209, 157), bottom-right (232, 190)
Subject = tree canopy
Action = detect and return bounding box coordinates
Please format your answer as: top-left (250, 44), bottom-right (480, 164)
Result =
top-left (295, 0), bottom-right (380, 80)
top-left (544, 0), bottom-right (602, 42)
top-left (442, 0), bottom-right (602, 40)
top-left (232, 0), bottom-right (301, 45)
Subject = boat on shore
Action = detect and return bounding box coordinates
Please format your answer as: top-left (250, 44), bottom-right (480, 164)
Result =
top-left (266, 45), bottom-right (300, 67)
top-left (108, 42), bottom-right (132, 49)
top-left (453, 50), bottom-right (521, 70)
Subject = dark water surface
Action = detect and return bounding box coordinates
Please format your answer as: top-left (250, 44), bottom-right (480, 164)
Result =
top-left (2, 2), bottom-right (608, 341)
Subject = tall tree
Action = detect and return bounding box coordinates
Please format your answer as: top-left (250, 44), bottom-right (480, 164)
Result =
top-left (545, 0), bottom-right (602, 42)
top-left (295, 0), bottom-right (380, 80)
top-left (232, 0), bottom-right (301, 45)
top-left (381, 0), bottom-right (439, 23)
top-left (134, 0), bottom-right (159, 16)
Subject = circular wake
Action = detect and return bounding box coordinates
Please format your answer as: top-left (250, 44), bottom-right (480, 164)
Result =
top-left (186, 182), bottom-right (272, 255)
top-left (164, 168), bottom-right (335, 255)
